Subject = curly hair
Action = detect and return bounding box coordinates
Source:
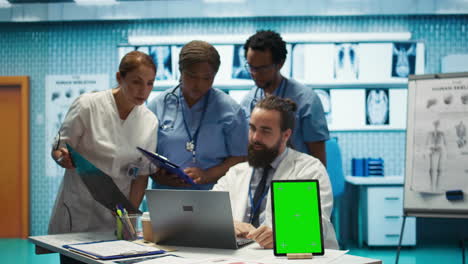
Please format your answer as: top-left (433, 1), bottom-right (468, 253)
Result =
top-left (243, 30), bottom-right (287, 64)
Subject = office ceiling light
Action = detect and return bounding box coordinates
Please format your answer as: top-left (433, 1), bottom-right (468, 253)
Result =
top-left (0, 0), bottom-right (12, 8)
top-left (75, 0), bottom-right (117, 6)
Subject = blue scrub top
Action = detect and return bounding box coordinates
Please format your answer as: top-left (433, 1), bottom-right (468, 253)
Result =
top-left (240, 78), bottom-right (329, 154)
top-left (148, 86), bottom-right (249, 190)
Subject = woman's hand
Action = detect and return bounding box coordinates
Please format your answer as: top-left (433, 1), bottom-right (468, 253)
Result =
top-left (52, 147), bottom-right (74, 169)
top-left (184, 167), bottom-right (208, 184)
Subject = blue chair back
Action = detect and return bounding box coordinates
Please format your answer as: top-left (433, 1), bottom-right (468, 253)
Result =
top-left (326, 138), bottom-right (345, 198)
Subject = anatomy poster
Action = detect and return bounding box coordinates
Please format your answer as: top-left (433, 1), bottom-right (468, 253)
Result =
top-left (45, 75), bottom-right (108, 178)
top-left (410, 77), bottom-right (468, 193)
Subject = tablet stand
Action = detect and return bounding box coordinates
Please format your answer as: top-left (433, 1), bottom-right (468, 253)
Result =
top-left (286, 253), bottom-right (313, 259)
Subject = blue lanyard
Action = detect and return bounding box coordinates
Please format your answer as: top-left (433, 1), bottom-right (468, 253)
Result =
top-left (180, 88), bottom-right (211, 163)
top-left (248, 169), bottom-right (271, 224)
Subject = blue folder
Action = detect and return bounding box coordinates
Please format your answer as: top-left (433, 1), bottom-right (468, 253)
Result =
top-left (137, 147), bottom-right (196, 186)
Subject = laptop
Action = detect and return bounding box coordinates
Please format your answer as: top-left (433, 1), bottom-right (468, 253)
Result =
top-left (145, 189), bottom-right (253, 249)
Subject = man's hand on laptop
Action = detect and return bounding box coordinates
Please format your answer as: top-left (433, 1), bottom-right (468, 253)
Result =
top-left (234, 221), bottom-right (255, 237)
top-left (151, 169), bottom-right (191, 187)
top-left (246, 226), bottom-right (274, 249)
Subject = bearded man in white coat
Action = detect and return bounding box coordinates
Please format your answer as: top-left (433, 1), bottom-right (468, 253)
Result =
top-left (213, 96), bottom-right (338, 250)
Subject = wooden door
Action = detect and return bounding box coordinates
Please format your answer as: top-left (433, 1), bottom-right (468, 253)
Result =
top-left (0, 76), bottom-right (29, 238)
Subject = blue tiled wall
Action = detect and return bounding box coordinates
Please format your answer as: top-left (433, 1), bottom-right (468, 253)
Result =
top-left (0, 15), bottom-right (467, 235)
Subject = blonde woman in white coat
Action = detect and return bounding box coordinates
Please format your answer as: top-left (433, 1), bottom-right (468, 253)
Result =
top-left (49, 51), bottom-right (158, 235)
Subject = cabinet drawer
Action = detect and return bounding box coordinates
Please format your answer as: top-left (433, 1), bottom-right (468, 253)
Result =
top-left (367, 187), bottom-right (404, 217)
top-left (367, 217), bottom-right (416, 246)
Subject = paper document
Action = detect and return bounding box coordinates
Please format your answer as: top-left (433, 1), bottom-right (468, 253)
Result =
top-left (63, 240), bottom-right (164, 260)
top-left (67, 144), bottom-right (141, 214)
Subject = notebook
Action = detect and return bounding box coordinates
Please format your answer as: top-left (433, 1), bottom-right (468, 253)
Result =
top-left (63, 240), bottom-right (164, 260)
top-left (137, 147), bottom-right (196, 186)
top-left (271, 180), bottom-right (325, 256)
top-left (145, 189), bottom-right (253, 249)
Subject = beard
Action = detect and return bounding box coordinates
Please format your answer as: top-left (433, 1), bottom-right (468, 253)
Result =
top-left (248, 139), bottom-right (281, 168)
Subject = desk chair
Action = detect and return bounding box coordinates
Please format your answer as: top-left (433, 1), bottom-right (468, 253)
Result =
top-left (326, 138), bottom-right (345, 247)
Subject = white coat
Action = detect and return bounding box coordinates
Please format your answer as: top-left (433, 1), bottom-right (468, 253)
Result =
top-left (213, 148), bottom-right (339, 249)
top-left (48, 90), bottom-right (158, 234)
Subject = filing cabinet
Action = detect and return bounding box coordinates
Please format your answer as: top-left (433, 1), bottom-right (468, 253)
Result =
top-left (361, 186), bottom-right (416, 246)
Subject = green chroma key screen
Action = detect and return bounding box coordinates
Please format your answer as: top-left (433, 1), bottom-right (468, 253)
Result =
top-left (271, 180), bottom-right (324, 255)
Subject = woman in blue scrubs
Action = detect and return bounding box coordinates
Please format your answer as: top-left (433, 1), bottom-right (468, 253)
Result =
top-left (148, 40), bottom-right (248, 190)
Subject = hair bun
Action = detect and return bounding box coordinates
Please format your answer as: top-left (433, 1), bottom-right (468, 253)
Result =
top-left (284, 98), bottom-right (297, 112)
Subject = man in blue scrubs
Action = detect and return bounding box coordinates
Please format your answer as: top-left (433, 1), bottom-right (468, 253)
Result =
top-left (148, 40), bottom-right (248, 190)
top-left (241, 30), bottom-right (329, 166)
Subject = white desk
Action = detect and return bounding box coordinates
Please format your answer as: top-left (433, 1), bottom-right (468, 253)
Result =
top-left (29, 232), bottom-right (382, 264)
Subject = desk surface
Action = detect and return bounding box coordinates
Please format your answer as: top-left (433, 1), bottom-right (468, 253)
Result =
top-left (345, 175), bottom-right (404, 185)
top-left (29, 232), bottom-right (382, 264)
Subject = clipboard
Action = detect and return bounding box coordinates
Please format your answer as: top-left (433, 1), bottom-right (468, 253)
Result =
top-left (63, 240), bottom-right (165, 260)
top-left (137, 147), bottom-right (196, 186)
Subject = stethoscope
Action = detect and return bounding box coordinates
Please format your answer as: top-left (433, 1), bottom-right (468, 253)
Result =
top-left (249, 78), bottom-right (288, 112)
top-left (160, 84), bottom-right (181, 130)
top-left (159, 84), bottom-right (211, 163)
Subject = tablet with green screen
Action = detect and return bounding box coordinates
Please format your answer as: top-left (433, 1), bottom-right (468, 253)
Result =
top-left (271, 180), bottom-right (324, 256)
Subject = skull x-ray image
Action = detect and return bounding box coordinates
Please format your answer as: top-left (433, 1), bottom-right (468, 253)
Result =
top-left (366, 89), bottom-right (389, 125)
top-left (149, 46), bottom-right (173, 81)
top-left (392, 42), bottom-right (416, 78)
top-left (314, 89), bottom-right (332, 124)
top-left (232, 44), bottom-right (251, 80)
top-left (334, 43), bottom-right (359, 80)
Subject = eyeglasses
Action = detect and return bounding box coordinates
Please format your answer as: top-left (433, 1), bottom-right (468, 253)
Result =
top-left (244, 63), bottom-right (277, 74)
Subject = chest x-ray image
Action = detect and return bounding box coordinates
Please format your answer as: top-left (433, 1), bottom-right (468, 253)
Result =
top-left (392, 42), bottom-right (416, 78)
top-left (334, 43), bottom-right (359, 80)
top-left (232, 44), bottom-right (251, 80)
top-left (366, 89), bottom-right (389, 125)
top-left (314, 89), bottom-right (332, 124)
top-left (149, 46), bottom-right (173, 81)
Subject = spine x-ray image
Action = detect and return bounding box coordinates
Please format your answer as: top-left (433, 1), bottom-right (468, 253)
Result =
top-left (231, 44), bottom-right (251, 80)
top-left (366, 89), bottom-right (389, 125)
top-left (392, 42), bottom-right (416, 78)
top-left (334, 43), bottom-right (359, 80)
top-left (149, 46), bottom-right (173, 81)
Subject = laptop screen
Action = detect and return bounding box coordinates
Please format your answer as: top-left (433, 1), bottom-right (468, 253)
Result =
top-left (271, 180), bottom-right (324, 256)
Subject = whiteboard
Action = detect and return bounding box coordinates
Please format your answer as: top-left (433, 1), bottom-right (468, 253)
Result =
top-left (404, 72), bottom-right (468, 218)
